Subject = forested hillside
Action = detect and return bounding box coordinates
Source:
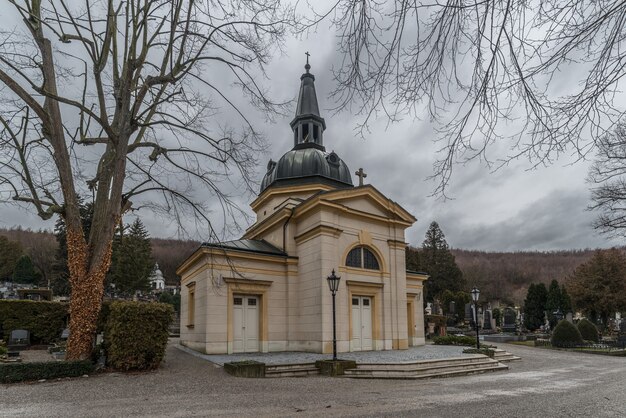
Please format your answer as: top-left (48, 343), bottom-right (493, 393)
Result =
top-left (451, 249), bottom-right (598, 305)
top-left (0, 226), bottom-right (613, 302)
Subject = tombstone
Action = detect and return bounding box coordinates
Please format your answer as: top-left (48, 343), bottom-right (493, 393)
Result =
top-left (502, 308), bottom-right (517, 333)
top-left (449, 301), bottom-right (456, 316)
top-left (465, 303), bottom-right (472, 323)
top-left (433, 301), bottom-right (442, 315)
top-left (8, 329), bottom-right (30, 351)
top-left (61, 328), bottom-right (70, 339)
top-left (566, 312), bottom-right (573, 323)
top-left (483, 310), bottom-right (493, 330)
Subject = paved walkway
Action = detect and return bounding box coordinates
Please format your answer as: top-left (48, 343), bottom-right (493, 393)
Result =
top-left (2, 341), bottom-right (625, 417)
top-left (177, 343), bottom-right (466, 365)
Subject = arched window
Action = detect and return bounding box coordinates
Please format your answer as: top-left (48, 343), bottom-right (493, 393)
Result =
top-left (345, 246), bottom-right (380, 270)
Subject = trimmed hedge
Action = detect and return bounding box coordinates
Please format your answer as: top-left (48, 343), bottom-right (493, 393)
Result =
top-left (104, 301), bottom-right (173, 370)
top-left (0, 300), bottom-right (68, 344)
top-left (433, 335), bottom-right (477, 346)
top-left (551, 320), bottom-right (583, 348)
top-left (577, 319), bottom-right (599, 343)
top-left (0, 360), bottom-right (93, 383)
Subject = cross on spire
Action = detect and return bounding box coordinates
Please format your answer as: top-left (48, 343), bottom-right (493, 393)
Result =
top-left (355, 167), bottom-right (367, 186)
top-left (305, 51), bottom-right (311, 72)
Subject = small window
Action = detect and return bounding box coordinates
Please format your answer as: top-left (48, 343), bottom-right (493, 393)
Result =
top-left (363, 248), bottom-right (380, 270)
top-left (345, 246), bottom-right (381, 271)
top-left (302, 124), bottom-right (309, 142)
top-left (363, 299), bottom-right (370, 306)
top-left (352, 298), bottom-right (359, 306)
top-left (234, 297), bottom-right (243, 306)
top-left (346, 248), bottom-right (362, 268)
top-left (248, 298), bottom-right (257, 306)
top-left (313, 125), bottom-right (319, 140)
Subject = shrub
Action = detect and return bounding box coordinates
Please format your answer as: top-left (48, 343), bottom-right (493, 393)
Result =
top-left (577, 319), bottom-right (599, 343)
top-left (0, 361), bottom-right (93, 383)
top-left (104, 301), bottom-right (173, 370)
top-left (551, 320), bottom-right (583, 348)
top-left (0, 300), bottom-right (68, 344)
top-left (433, 335), bottom-right (477, 346)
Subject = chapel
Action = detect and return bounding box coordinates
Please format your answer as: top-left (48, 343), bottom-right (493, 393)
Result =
top-left (177, 60), bottom-right (427, 354)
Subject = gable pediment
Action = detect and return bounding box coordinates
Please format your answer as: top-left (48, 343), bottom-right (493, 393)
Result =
top-left (295, 185), bottom-right (416, 226)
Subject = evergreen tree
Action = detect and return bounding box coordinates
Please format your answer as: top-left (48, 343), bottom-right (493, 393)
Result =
top-left (51, 200), bottom-right (94, 296)
top-left (0, 236), bottom-right (23, 281)
top-left (109, 219), bottom-right (154, 295)
top-left (414, 222), bottom-right (464, 301)
top-left (545, 279), bottom-right (563, 327)
top-left (560, 285), bottom-right (572, 314)
top-left (12, 255), bottom-right (36, 284)
top-left (524, 282), bottom-right (548, 331)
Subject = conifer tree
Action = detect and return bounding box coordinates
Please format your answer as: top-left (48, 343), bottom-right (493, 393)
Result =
top-left (545, 279), bottom-right (564, 327)
top-left (416, 221), bottom-right (464, 301)
top-left (0, 236), bottom-right (23, 281)
top-left (560, 285), bottom-right (572, 314)
top-left (12, 255), bottom-right (36, 284)
top-left (524, 283), bottom-right (548, 331)
top-left (109, 219), bottom-right (154, 296)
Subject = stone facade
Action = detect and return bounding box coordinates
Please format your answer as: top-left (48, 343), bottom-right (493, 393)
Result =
top-left (177, 63), bottom-right (427, 355)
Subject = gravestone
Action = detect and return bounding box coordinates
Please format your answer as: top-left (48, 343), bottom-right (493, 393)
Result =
top-left (449, 301), bottom-right (456, 316)
top-left (483, 310), bottom-right (493, 330)
top-left (465, 303), bottom-right (472, 324)
top-left (8, 329), bottom-right (30, 351)
top-left (566, 312), bottom-right (573, 323)
top-left (502, 308), bottom-right (517, 333)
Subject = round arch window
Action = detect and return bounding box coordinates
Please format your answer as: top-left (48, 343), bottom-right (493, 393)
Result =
top-left (345, 246), bottom-right (380, 270)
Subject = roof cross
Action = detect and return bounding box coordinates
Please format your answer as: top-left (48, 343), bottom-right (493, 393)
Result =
top-left (305, 51), bottom-right (311, 72)
top-left (355, 167), bottom-right (367, 186)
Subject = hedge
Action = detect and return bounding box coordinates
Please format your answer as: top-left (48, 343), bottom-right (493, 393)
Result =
top-left (104, 301), bottom-right (173, 371)
top-left (577, 319), bottom-right (599, 343)
top-left (433, 335), bottom-right (477, 346)
top-left (0, 360), bottom-right (94, 383)
top-left (551, 320), bottom-right (583, 348)
top-left (0, 300), bottom-right (68, 344)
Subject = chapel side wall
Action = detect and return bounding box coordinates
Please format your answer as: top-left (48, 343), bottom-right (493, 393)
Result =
top-left (289, 231), bottom-right (325, 352)
top-left (179, 257), bottom-right (210, 353)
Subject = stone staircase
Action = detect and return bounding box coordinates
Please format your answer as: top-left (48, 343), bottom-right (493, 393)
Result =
top-left (492, 349), bottom-right (521, 362)
top-left (265, 363), bottom-right (321, 378)
top-left (341, 355), bottom-right (508, 380)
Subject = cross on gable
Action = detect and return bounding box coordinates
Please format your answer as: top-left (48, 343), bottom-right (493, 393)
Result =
top-left (355, 167), bottom-right (367, 186)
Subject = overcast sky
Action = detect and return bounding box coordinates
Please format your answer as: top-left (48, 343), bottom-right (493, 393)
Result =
top-left (0, 3), bottom-right (623, 252)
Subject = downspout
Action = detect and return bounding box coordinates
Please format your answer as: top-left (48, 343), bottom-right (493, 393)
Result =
top-left (282, 207), bottom-right (296, 253)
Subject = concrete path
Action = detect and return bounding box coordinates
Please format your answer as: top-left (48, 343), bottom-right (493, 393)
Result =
top-left (1, 341), bottom-right (625, 417)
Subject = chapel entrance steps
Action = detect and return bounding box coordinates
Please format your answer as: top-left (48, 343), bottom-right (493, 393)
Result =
top-left (262, 354), bottom-right (512, 379)
top-left (265, 363), bottom-right (321, 378)
top-left (341, 355), bottom-right (508, 380)
top-left (493, 348), bottom-right (521, 362)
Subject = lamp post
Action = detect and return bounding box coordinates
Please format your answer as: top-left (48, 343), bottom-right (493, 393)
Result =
top-left (471, 286), bottom-right (480, 349)
top-left (327, 269), bottom-right (341, 361)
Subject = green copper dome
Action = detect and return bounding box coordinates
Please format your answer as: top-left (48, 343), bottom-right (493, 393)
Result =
top-left (260, 60), bottom-right (353, 193)
top-left (260, 146), bottom-right (353, 192)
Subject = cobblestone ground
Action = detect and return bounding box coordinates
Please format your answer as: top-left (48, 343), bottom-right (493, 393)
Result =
top-left (182, 343), bottom-right (466, 365)
top-left (2, 341), bottom-right (625, 417)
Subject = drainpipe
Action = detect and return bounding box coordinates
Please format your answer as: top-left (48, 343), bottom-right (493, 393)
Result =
top-left (282, 207), bottom-right (295, 253)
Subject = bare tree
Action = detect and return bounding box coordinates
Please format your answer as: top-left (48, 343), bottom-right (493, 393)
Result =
top-left (0, 0), bottom-right (291, 359)
top-left (313, 1), bottom-right (626, 195)
top-left (588, 122), bottom-right (626, 235)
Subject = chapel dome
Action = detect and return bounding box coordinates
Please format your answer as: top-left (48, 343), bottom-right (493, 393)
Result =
top-left (259, 58), bottom-right (354, 194)
top-left (260, 145), bottom-right (353, 192)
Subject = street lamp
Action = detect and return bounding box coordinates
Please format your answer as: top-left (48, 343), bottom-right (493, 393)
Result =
top-left (327, 269), bottom-right (341, 361)
top-left (471, 286), bottom-right (480, 349)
